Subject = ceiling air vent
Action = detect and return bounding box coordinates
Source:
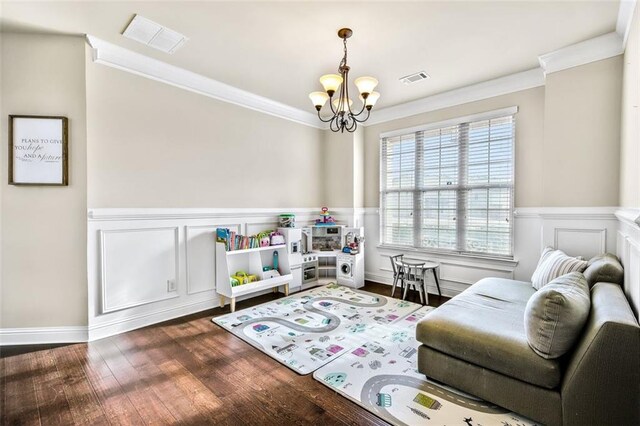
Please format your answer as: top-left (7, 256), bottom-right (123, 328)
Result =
top-left (399, 71), bottom-right (430, 85)
top-left (122, 14), bottom-right (188, 54)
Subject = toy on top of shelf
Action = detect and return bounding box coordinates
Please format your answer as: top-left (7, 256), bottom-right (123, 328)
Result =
top-left (270, 231), bottom-right (285, 246)
top-left (279, 213), bottom-right (296, 228)
top-left (315, 206), bottom-right (336, 226)
top-left (257, 231), bottom-right (272, 247)
top-left (216, 228), bottom-right (229, 243)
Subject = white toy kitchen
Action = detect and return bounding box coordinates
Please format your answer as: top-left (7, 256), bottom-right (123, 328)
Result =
top-left (279, 225), bottom-right (365, 293)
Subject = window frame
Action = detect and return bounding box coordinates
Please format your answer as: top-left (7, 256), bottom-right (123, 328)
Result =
top-left (379, 106), bottom-right (517, 260)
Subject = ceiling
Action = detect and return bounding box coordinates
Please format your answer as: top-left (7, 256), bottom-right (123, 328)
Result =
top-left (0, 1), bottom-right (621, 111)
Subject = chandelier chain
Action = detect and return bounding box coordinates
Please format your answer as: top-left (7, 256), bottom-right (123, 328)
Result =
top-left (340, 37), bottom-right (348, 71)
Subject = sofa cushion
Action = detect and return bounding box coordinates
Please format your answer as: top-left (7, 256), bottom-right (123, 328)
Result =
top-left (583, 253), bottom-right (624, 287)
top-left (416, 277), bottom-right (562, 389)
top-left (525, 272), bottom-right (591, 359)
top-left (531, 247), bottom-right (588, 290)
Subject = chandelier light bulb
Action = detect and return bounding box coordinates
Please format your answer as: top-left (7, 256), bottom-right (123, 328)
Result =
top-left (333, 97), bottom-right (353, 112)
top-left (360, 91), bottom-right (380, 109)
top-left (319, 74), bottom-right (343, 95)
top-left (354, 76), bottom-right (378, 96)
top-left (309, 91), bottom-right (330, 110)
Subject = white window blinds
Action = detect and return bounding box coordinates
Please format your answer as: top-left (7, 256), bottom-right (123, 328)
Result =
top-left (380, 109), bottom-right (515, 257)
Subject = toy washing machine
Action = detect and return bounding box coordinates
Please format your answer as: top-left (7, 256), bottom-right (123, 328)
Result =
top-left (337, 253), bottom-right (364, 288)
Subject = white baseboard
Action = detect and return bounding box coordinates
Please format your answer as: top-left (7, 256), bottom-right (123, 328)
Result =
top-left (88, 297), bottom-right (219, 341)
top-left (0, 326), bottom-right (88, 346)
top-left (88, 288), bottom-right (276, 341)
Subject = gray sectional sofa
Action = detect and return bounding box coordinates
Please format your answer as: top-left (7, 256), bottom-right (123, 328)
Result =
top-left (416, 254), bottom-right (640, 426)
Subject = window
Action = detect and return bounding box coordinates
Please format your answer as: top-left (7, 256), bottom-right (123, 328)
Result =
top-left (380, 107), bottom-right (515, 257)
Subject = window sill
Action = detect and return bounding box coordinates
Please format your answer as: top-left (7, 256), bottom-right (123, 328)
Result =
top-left (376, 244), bottom-right (519, 268)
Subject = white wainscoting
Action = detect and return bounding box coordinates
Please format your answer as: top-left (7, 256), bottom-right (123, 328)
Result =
top-left (87, 207), bottom-right (354, 342)
top-left (363, 206), bottom-right (619, 298)
top-left (616, 208), bottom-right (640, 319)
top-left (2, 205), bottom-right (627, 345)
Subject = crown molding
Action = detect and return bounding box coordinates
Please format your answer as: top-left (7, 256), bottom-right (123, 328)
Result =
top-left (87, 22), bottom-right (629, 132)
top-left (364, 68), bottom-right (544, 126)
top-left (85, 35), bottom-right (326, 130)
top-left (617, 0), bottom-right (637, 48)
top-left (538, 32), bottom-right (624, 76)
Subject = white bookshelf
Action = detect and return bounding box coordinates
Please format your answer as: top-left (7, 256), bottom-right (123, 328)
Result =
top-left (215, 242), bottom-right (292, 312)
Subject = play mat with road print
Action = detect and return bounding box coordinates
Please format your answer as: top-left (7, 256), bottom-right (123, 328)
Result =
top-left (212, 284), bottom-right (421, 374)
top-left (314, 305), bottom-right (537, 426)
top-left (213, 284), bottom-right (537, 425)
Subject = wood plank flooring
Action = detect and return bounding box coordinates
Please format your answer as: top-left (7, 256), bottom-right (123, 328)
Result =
top-left (1, 282), bottom-right (449, 426)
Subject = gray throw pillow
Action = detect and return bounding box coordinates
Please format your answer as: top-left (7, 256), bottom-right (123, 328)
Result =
top-left (531, 247), bottom-right (588, 290)
top-left (524, 272), bottom-right (591, 359)
top-left (583, 253), bottom-right (624, 287)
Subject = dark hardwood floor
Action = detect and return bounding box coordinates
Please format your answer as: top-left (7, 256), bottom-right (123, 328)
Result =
top-left (0, 282), bottom-right (449, 425)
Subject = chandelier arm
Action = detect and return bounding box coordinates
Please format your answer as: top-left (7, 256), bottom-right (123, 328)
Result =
top-left (345, 117), bottom-right (358, 132)
top-left (327, 94), bottom-right (338, 115)
top-left (352, 108), bottom-right (371, 123)
top-left (346, 113), bottom-right (359, 132)
top-left (350, 101), bottom-right (369, 117)
top-left (330, 117), bottom-right (342, 132)
top-left (316, 110), bottom-right (336, 123)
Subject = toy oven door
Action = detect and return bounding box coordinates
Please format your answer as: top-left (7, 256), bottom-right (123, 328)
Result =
top-left (302, 260), bottom-right (318, 283)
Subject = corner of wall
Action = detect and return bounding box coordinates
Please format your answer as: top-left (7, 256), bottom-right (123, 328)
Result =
top-left (0, 29), bottom-right (4, 330)
top-left (619, 4), bottom-right (640, 208)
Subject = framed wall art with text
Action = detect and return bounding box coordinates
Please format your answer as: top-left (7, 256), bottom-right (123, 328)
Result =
top-left (9, 115), bottom-right (68, 186)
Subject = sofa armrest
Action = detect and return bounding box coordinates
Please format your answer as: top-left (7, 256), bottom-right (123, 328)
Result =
top-left (561, 283), bottom-right (640, 426)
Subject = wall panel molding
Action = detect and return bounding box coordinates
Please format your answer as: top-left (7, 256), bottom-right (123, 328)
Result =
top-left (100, 227), bottom-right (180, 313)
top-left (553, 227), bottom-right (607, 256)
top-left (616, 208), bottom-right (640, 319)
top-left (515, 206), bottom-right (618, 220)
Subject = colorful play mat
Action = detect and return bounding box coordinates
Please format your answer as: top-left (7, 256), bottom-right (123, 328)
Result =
top-left (212, 284), bottom-right (420, 374)
top-left (212, 284), bottom-right (537, 426)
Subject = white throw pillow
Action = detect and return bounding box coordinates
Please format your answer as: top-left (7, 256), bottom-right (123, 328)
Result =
top-left (531, 247), bottom-right (588, 290)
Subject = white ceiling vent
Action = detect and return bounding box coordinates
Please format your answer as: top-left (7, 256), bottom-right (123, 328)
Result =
top-left (400, 71), bottom-right (430, 85)
top-left (122, 15), bottom-right (188, 54)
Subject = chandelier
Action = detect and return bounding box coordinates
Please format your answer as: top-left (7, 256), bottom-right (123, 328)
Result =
top-left (309, 28), bottom-right (380, 133)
